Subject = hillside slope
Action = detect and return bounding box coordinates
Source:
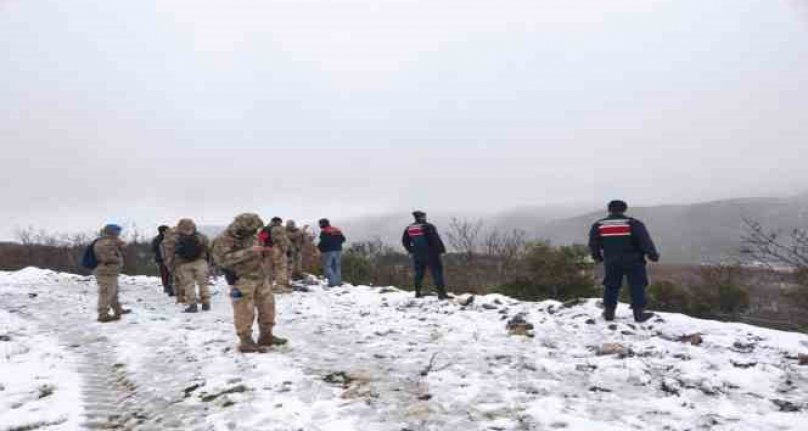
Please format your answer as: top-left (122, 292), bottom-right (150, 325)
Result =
top-left (329, 195), bottom-right (808, 264)
top-left (0, 268), bottom-right (807, 430)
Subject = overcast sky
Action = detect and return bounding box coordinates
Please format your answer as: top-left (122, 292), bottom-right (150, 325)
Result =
top-left (1, 0), bottom-right (807, 239)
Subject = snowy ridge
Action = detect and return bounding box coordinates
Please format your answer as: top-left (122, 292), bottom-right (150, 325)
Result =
top-left (0, 267), bottom-right (807, 430)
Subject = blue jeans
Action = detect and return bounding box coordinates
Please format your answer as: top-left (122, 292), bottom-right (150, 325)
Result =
top-left (322, 251), bottom-right (342, 287)
top-left (603, 259), bottom-right (648, 308)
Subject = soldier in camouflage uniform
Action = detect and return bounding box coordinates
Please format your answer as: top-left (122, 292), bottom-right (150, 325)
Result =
top-left (259, 217), bottom-right (292, 293)
top-left (173, 218), bottom-right (211, 313)
top-left (161, 227), bottom-right (184, 304)
top-left (212, 213), bottom-right (287, 353)
top-left (93, 224), bottom-right (131, 322)
top-left (285, 220), bottom-right (306, 281)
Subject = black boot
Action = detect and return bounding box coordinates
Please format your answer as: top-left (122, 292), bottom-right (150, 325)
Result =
top-left (184, 304), bottom-right (198, 313)
top-left (201, 303), bottom-right (211, 311)
top-left (414, 288), bottom-right (423, 299)
top-left (633, 308), bottom-right (654, 323)
top-left (603, 305), bottom-right (616, 322)
top-left (436, 286), bottom-right (450, 300)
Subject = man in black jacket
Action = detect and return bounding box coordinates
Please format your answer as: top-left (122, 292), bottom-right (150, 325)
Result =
top-left (589, 200), bottom-right (660, 322)
top-left (151, 225), bottom-right (173, 296)
top-left (402, 211), bottom-right (449, 299)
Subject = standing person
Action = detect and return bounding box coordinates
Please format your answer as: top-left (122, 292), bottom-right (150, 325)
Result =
top-left (286, 220), bottom-right (306, 281)
top-left (588, 200), bottom-right (660, 323)
top-left (173, 219), bottom-right (211, 313)
top-left (162, 227), bottom-right (183, 303)
top-left (259, 217), bottom-right (292, 293)
top-left (211, 213), bottom-right (287, 353)
top-left (317, 218), bottom-right (345, 287)
top-left (151, 225), bottom-right (173, 296)
top-left (402, 211), bottom-right (449, 300)
top-left (92, 224), bottom-right (131, 322)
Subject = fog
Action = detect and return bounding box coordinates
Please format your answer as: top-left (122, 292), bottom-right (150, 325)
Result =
top-left (2, 0), bottom-right (807, 240)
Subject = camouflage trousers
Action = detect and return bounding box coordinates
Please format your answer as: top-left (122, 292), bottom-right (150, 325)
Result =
top-left (288, 250), bottom-right (303, 279)
top-left (230, 277), bottom-right (275, 338)
top-left (268, 248), bottom-right (289, 289)
top-left (170, 267), bottom-right (185, 303)
top-left (177, 259), bottom-right (211, 305)
top-left (95, 273), bottom-right (122, 316)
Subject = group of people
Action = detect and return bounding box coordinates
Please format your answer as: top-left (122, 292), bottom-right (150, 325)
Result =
top-left (87, 200), bottom-right (660, 353)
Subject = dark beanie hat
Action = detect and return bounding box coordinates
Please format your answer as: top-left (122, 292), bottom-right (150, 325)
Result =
top-left (608, 200), bottom-right (628, 214)
top-left (412, 210), bottom-right (426, 219)
top-left (318, 218), bottom-right (330, 227)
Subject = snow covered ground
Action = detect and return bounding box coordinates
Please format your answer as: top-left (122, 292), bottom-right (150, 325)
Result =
top-left (1, 267), bottom-right (807, 431)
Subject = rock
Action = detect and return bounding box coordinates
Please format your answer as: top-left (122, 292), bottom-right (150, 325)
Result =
top-left (677, 333), bottom-right (704, 346)
top-left (506, 314), bottom-right (534, 337)
top-left (576, 364), bottom-right (597, 372)
top-left (28, 293), bottom-right (38, 298)
top-left (417, 394), bottom-right (432, 401)
top-left (732, 341), bottom-right (755, 353)
top-left (607, 324), bottom-right (618, 331)
top-left (589, 386), bottom-right (611, 393)
top-left (585, 319), bottom-right (596, 325)
top-left (324, 372), bottom-right (354, 388)
top-left (0, 335), bottom-right (11, 342)
top-left (562, 298), bottom-right (585, 308)
top-left (772, 399), bottom-right (803, 412)
top-left (731, 360), bottom-right (757, 369)
top-left (457, 295), bottom-right (475, 306)
top-left (200, 385), bottom-right (248, 402)
top-left (482, 303), bottom-right (498, 310)
top-left (379, 287), bottom-right (397, 294)
top-left (184, 382), bottom-right (203, 398)
top-left (597, 343), bottom-right (628, 357)
top-left (37, 384), bottom-right (55, 399)
top-left (799, 354), bottom-right (808, 366)
top-left (660, 378), bottom-right (680, 396)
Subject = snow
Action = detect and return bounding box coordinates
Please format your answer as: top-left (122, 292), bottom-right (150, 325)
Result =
top-left (0, 267), bottom-right (807, 430)
top-left (0, 308), bottom-right (83, 430)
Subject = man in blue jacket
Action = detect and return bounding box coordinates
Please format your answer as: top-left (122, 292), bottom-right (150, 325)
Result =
top-left (402, 211), bottom-right (449, 299)
top-left (589, 200), bottom-right (660, 323)
top-left (317, 218), bottom-right (346, 287)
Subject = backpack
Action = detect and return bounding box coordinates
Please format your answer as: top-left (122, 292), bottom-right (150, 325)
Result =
top-left (81, 240), bottom-right (99, 269)
top-left (260, 227), bottom-right (274, 247)
top-left (176, 234), bottom-right (204, 260)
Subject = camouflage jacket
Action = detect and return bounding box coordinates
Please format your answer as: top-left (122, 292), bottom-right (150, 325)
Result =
top-left (286, 227), bottom-right (305, 252)
top-left (93, 236), bottom-right (125, 276)
top-left (211, 213), bottom-right (266, 280)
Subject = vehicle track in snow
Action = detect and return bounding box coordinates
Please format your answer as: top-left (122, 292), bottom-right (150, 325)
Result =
top-left (9, 282), bottom-right (211, 430)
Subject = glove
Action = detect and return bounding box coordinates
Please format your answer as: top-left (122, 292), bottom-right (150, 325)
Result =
top-left (648, 254), bottom-right (660, 263)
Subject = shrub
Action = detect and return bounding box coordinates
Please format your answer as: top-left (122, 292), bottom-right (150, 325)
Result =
top-left (648, 280), bottom-right (690, 312)
top-left (495, 242), bottom-right (596, 301)
top-left (341, 249), bottom-right (373, 285)
top-left (717, 282), bottom-right (750, 314)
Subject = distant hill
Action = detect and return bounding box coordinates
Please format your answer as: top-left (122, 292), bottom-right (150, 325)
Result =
top-left (533, 195), bottom-right (808, 263)
top-left (339, 195), bottom-right (808, 264)
top-left (200, 194), bottom-right (808, 264)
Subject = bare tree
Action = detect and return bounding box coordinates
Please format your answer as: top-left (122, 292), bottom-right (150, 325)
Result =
top-left (14, 226), bottom-right (35, 246)
top-left (445, 218), bottom-right (483, 262)
top-left (741, 218), bottom-right (808, 269)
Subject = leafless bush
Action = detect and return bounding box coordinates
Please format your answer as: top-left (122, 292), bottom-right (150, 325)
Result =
top-left (445, 218), bottom-right (483, 262)
top-left (741, 218), bottom-right (808, 269)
